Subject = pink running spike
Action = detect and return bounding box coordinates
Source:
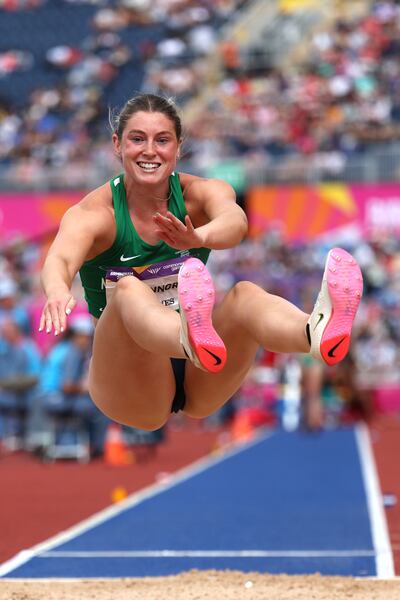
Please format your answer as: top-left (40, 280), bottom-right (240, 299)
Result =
top-left (308, 247), bottom-right (363, 366)
top-left (178, 258), bottom-right (227, 373)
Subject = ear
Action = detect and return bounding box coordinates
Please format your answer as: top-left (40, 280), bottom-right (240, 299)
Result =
top-left (112, 133), bottom-right (122, 158)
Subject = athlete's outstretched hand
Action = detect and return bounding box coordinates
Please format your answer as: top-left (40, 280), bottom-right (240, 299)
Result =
top-left (39, 288), bottom-right (76, 336)
top-left (153, 212), bottom-right (203, 250)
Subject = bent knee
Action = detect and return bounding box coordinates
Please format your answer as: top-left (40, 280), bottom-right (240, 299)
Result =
top-left (231, 280), bottom-right (259, 297)
top-left (114, 274), bottom-right (143, 295)
top-left (226, 280), bottom-right (264, 310)
top-left (112, 274), bottom-right (158, 312)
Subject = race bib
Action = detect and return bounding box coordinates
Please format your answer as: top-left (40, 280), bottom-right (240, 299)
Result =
top-left (104, 256), bottom-right (189, 310)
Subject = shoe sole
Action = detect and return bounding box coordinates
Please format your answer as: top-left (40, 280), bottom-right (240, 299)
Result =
top-left (317, 248), bottom-right (363, 366)
top-left (178, 258), bottom-right (227, 373)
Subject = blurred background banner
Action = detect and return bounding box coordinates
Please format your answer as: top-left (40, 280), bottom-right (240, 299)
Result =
top-left (3, 180), bottom-right (399, 245)
top-left (247, 183), bottom-right (400, 240)
top-left (0, 192), bottom-right (80, 242)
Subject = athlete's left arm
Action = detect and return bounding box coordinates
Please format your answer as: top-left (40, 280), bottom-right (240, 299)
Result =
top-left (192, 178), bottom-right (248, 249)
top-left (153, 178), bottom-right (248, 250)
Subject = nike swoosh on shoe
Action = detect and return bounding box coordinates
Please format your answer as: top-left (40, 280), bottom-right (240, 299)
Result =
top-left (327, 337), bottom-right (346, 358)
top-left (314, 312), bottom-right (324, 330)
top-left (202, 347), bottom-right (223, 366)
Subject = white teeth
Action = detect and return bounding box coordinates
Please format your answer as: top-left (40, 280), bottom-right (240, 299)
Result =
top-left (138, 162), bottom-right (159, 170)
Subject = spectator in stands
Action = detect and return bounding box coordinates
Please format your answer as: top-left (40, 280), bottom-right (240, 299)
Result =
top-left (45, 46), bottom-right (83, 70)
top-left (0, 50), bottom-right (33, 75)
top-left (0, 317), bottom-right (40, 445)
top-left (0, 278), bottom-right (31, 335)
top-left (37, 314), bottom-right (108, 458)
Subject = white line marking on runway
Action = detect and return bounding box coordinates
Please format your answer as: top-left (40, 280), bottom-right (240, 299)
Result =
top-left (38, 550), bottom-right (376, 559)
top-left (355, 423), bottom-right (395, 579)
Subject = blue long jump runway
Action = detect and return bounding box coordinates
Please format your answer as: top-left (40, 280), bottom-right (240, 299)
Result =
top-left (0, 425), bottom-right (394, 579)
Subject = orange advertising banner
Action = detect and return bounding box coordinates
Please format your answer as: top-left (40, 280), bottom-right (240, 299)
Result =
top-left (246, 183), bottom-right (400, 241)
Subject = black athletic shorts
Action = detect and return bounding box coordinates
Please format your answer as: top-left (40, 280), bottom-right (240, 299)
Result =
top-left (170, 358), bottom-right (186, 413)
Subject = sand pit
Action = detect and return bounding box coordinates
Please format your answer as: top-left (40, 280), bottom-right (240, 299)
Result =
top-left (1, 570), bottom-right (399, 600)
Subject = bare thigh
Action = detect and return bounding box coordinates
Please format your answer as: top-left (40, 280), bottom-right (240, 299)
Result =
top-left (88, 300), bottom-right (176, 431)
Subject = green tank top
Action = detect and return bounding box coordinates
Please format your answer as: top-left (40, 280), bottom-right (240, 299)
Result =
top-left (79, 172), bottom-right (211, 318)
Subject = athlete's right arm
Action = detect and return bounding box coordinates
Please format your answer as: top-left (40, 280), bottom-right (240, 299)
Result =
top-left (39, 200), bottom-right (108, 336)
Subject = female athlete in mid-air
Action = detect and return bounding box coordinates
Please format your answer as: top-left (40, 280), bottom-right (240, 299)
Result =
top-left (39, 93), bottom-right (363, 430)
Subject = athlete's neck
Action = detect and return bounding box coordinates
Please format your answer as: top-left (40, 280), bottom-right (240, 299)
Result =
top-left (124, 178), bottom-right (171, 216)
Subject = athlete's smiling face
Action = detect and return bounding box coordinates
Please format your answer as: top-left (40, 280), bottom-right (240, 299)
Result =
top-left (113, 111), bottom-right (180, 184)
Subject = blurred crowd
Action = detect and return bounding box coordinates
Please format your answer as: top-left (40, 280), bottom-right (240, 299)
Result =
top-left (0, 0), bottom-right (399, 186)
top-left (0, 227), bottom-right (398, 459)
top-left (0, 0), bottom-right (248, 187)
top-left (188, 0), bottom-right (400, 179)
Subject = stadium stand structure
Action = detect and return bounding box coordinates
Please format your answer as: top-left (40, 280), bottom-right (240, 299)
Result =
top-left (0, 4), bottom-right (168, 109)
top-left (181, 0), bottom-right (328, 125)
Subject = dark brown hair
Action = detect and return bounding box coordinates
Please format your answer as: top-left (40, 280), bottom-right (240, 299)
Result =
top-left (110, 93), bottom-right (182, 141)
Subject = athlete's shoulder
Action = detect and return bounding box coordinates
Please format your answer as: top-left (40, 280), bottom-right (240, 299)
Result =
top-left (177, 171), bottom-right (202, 189)
top-left (78, 181), bottom-right (113, 211)
top-left (178, 171), bottom-right (235, 201)
top-left (62, 181), bottom-right (114, 232)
